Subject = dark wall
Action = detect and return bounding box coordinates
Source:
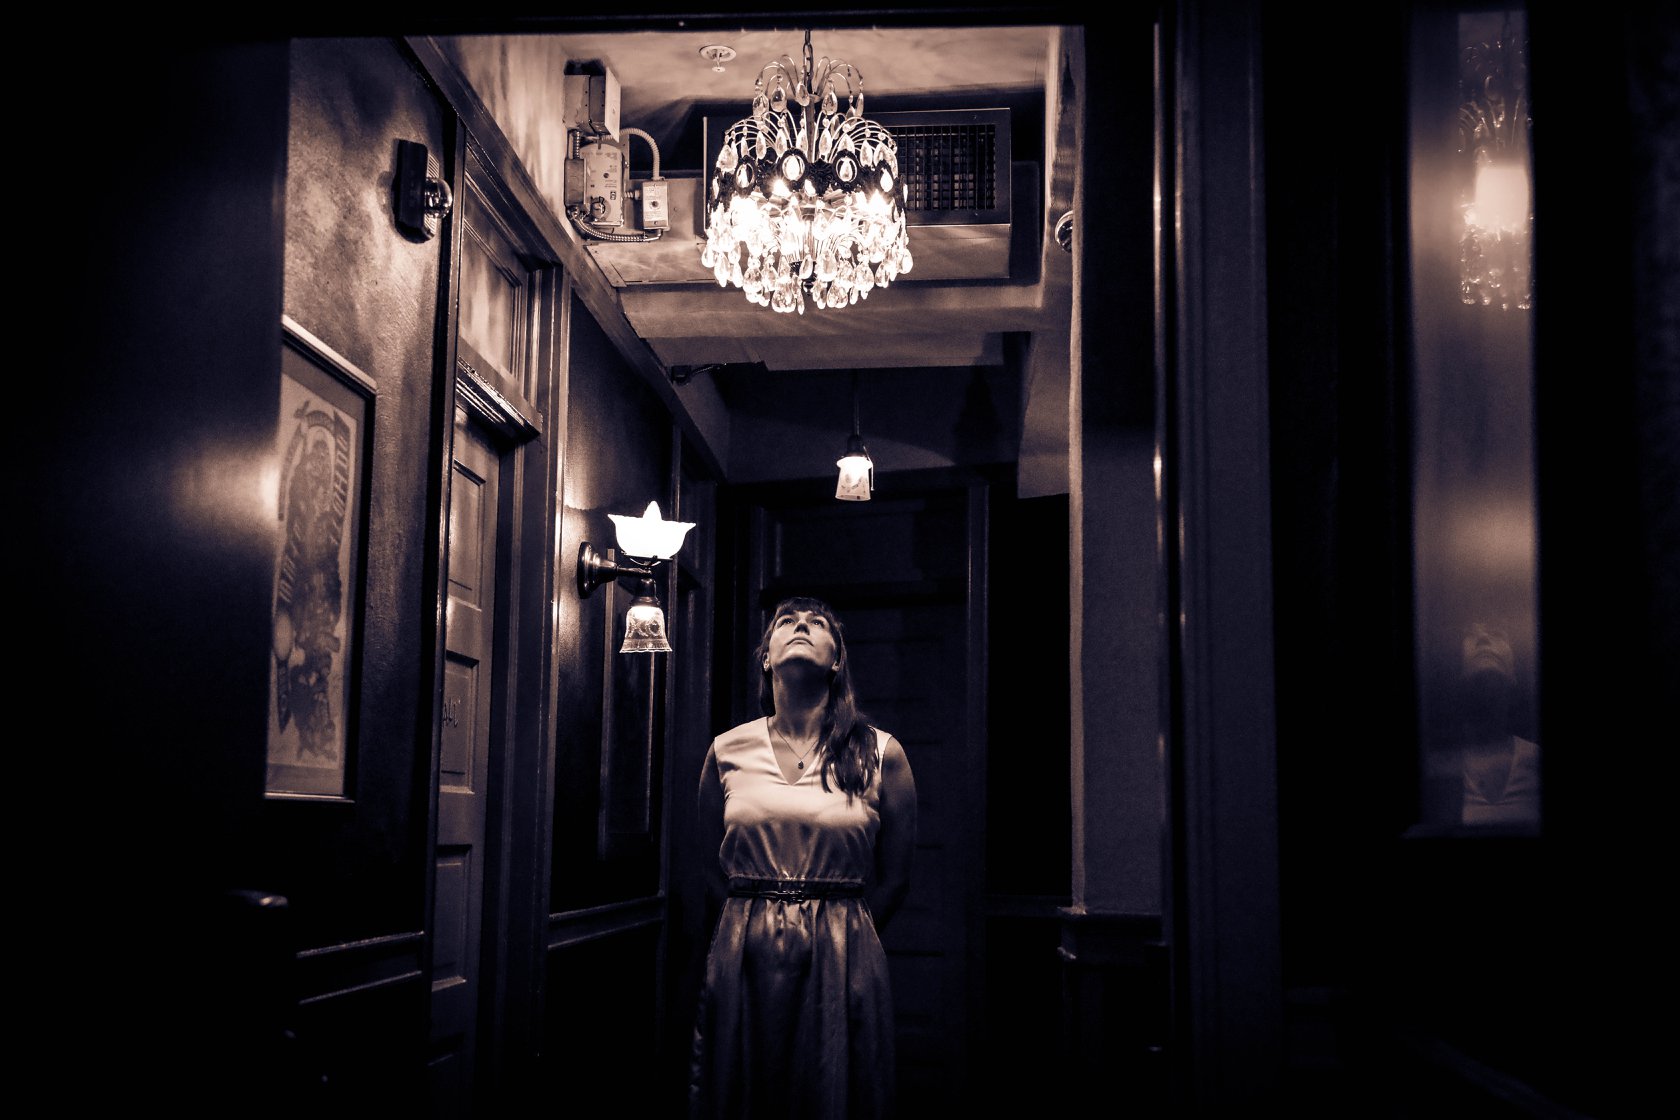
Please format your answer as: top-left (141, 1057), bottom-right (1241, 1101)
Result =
top-left (56, 35), bottom-right (292, 1109)
top-left (982, 490), bottom-right (1073, 1111)
top-left (987, 492), bottom-right (1073, 900)
top-left (544, 291), bottom-right (682, 1110)
top-left (1261, 1), bottom-right (1415, 1106)
top-left (259, 36), bottom-right (451, 1107)
top-left (266, 33), bottom-right (444, 954)
top-left (1512, 6), bottom-right (1674, 1115)
top-left (660, 453), bottom-right (721, 1113)
top-left (551, 292), bottom-right (675, 912)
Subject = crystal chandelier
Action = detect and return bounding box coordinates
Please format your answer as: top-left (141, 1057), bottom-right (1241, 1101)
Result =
top-left (700, 30), bottom-right (913, 314)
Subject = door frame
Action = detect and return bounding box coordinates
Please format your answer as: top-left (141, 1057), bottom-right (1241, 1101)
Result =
top-left (424, 115), bottom-right (568, 1106)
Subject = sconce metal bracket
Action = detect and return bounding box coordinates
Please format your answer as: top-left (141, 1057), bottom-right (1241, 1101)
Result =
top-left (577, 541), bottom-right (655, 598)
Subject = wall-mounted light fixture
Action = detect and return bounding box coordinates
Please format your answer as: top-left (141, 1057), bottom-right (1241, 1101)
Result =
top-left (577, 501), bottom-right (696, 653)
top-left (394, 139), bottom-right (453, 242)
top-left (835, 371), bottom-right (874, 502)
top-left (1456, 13), bottom-right (1531, 310)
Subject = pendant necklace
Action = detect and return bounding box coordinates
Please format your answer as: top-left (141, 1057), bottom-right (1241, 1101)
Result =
top-left (772, 722), bottom-right (821, 770)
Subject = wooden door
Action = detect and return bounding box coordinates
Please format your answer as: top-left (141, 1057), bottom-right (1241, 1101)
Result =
top-left (429, 412), bottom-right (501, 1109)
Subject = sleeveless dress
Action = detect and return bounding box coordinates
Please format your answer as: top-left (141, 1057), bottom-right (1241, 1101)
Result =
top-left (689, 717), bottom-right (895, 1119)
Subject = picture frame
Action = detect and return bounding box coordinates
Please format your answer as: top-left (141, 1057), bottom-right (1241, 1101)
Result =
top-left (266, 316), bottom-right (375, 800)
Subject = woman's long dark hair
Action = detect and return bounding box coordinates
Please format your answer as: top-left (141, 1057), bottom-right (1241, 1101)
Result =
top-left (754, 596), bottom-right (878, 797)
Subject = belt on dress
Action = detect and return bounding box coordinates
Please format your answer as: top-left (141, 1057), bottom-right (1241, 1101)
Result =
top-left (728, 877), bottom-right (865, 903)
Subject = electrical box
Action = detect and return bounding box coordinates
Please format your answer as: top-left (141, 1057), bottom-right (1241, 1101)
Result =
top-left (580, 139), bottom-right (624, 227)
top-left (637, 179), bottom-right (670, 231)
top-left (563, 60), bottom-right (620, 140)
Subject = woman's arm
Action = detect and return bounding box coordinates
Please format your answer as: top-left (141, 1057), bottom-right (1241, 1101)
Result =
top-left (869, 735), bottom-right (917, 935)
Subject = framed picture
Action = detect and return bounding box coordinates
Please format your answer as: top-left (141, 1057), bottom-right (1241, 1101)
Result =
top-left (266, 317), bottom-right (375, 800)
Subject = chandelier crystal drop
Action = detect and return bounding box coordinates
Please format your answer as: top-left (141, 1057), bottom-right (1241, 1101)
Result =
top-left (700, 30), bottom-right (913, 314)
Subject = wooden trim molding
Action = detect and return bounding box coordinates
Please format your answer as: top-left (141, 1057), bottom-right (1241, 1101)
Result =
top-left (295, 930), bottom-right (427, 1005)
top-left (546, 895), bottom-right (666, 951)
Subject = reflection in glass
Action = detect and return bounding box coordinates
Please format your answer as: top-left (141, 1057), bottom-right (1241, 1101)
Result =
top-left (1455, 12), bottom-right (1531, 310)
top-left (1420, 619), bottom-right (1540, 829)
top-left (1408, 5), bottom-right (1540, 835)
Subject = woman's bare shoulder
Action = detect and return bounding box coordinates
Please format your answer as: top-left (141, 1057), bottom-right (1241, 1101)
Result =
top-left (872, 728), bottom-right (910, 768)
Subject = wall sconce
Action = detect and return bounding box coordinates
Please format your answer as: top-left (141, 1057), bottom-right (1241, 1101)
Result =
top-left (577, 501), bottom-right (696, 653)
top-left (1456, 13), bottom-right (1531, 310)
top-left (394, 139), bottom-right (454, 242)
top-left (835, 372), bottom-right (874, 502)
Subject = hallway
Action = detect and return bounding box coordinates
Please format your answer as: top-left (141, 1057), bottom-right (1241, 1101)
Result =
top-left (46, 4), bottom-right (1674, 1116)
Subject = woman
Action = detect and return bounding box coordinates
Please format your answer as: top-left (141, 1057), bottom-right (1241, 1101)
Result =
top-left (1450, 619), bottom-right (1540, 827)
top-left (1417, 618), bottom-right (1540, 830)
top-left (690, 596), bottom-right (917, 1119)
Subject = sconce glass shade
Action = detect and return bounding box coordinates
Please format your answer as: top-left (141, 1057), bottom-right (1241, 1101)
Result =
top-left (835, 434), bottom-right (873, 501)
top-left (608, 501), bottom-right (696, 560)
top-left (620, 588), bottom-right (673, 654)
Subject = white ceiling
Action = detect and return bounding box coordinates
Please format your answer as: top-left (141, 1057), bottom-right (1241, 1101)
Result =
top-left (530, 24), bottom-right (1075, 384)
top-left (547, 25), bottom-right (1056, 164)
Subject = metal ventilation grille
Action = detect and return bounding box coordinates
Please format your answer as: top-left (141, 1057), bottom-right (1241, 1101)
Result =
top-left (897, 123), bottom-right (996, 211)
top-left (877, 109), bottom-right (1012, 226)
top-left (701, 107), bottom-right (1013, 227)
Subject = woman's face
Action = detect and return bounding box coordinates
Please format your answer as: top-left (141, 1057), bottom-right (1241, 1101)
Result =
top-left (1461, 620), bottom-right (1515, 681)
top-left (766, 605), bottom-right (840, 676)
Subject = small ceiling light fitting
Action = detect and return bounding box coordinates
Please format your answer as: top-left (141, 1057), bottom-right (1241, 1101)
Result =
top-left (700, 45), bottom-right (737, 72)
top-left (835, 372), bottom-right (874, 502)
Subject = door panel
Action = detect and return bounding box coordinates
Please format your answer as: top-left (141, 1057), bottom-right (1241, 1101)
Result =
top-left (430, 414), bottom-right (500, 1109)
